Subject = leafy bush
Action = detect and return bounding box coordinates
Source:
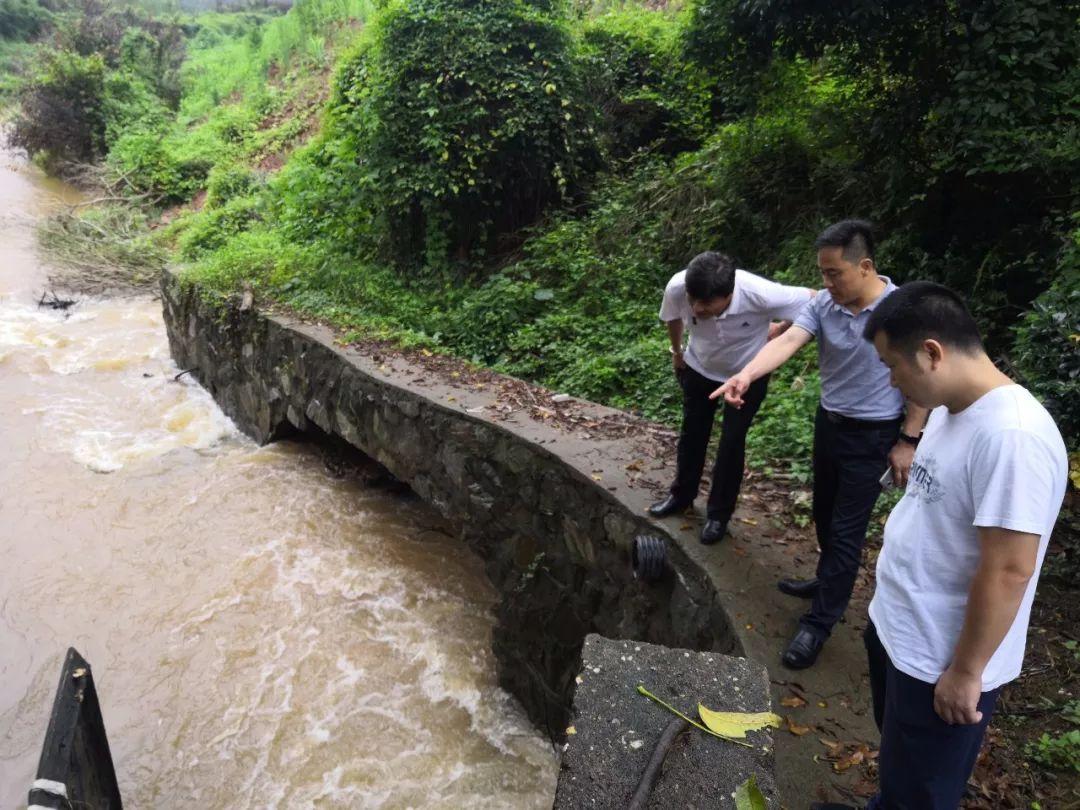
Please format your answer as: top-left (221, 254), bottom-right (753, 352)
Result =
top-left (11, 49), bottom-right (108, 170)
top-left (205, 162), bottom-right (260, 208)
top-left (1027, 729), bottom-right (1080, 773)
top-left (178, 194), bottom-right (263, 259)
top-left (1014, 231), bottom-right (1080, 451)
top-left (577, 7), bottom-right (708, 160)
top-left (101, 70), bottom-right (171, 145)
top-left (181, 227), bottom-right (311, 293)
top-left (0, 0), bottom-right (51, 41)
top-left (107, 131), bottom-right (188, 199)
top-left (283, 0), bottom-right (596, 269)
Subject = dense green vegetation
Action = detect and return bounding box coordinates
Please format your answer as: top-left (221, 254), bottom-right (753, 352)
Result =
top-left (6, 0), bottom-right (1079, 473)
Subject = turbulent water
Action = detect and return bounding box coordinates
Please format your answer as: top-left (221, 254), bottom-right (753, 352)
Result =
top-left (0, 148), bottom-right (556, 808)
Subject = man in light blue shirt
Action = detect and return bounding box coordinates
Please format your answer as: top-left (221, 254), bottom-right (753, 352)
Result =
top-left (714, 220), bottom-right (928, 669)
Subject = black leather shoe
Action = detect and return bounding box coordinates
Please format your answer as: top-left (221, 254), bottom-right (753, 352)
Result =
top-left (778, 577), bottom-right (820, 599)
top-left (700, 519), bottom-right (728, 545)
top-left (648, 495), bottom-right (692, 518)
top-left (781, 628), bottom-right (825, 669)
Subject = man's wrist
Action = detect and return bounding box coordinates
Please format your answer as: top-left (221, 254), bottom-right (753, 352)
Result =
top-left (898, 430), bottom-right (921, 446)
top-left (669, 346), bottom-right (683, 355)
top-left (945, 658), bottom-right (984, 680)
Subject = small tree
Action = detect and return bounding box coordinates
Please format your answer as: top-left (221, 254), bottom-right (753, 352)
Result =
top-left (293, 0), bottom-right (595, 271)
top-left (12, 50), bottom-right (108, 171)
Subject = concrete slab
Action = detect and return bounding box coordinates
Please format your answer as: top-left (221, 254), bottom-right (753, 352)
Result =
top-left (555, 635), bottom-right (777, 809)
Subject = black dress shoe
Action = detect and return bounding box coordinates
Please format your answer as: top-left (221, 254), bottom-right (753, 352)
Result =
top-left (700, 519), bottom-right (728, 545)
top-left (648, 495), bottom-right (692, 518)
top-left (781, 628), bottom-right (825, 669)
top-left (778, 577), bottom-right (820, 599)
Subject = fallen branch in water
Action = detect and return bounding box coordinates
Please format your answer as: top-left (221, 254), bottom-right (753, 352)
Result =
top-left (38, 290), bottom-right (77, 310)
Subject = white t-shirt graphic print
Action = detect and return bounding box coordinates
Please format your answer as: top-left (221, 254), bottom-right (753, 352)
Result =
top-left (869, 385), bottom-right (1067, 691)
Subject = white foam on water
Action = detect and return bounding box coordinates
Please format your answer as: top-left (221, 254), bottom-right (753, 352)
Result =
top-left (1, 291), bottom-right (555, 806)
top-left (3, 296), bottom-right (241, 472)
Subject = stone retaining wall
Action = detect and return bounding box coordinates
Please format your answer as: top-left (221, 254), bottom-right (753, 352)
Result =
top-left (160, 270), bottom-right (741, 737)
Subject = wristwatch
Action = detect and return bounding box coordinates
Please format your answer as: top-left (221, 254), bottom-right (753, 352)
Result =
top-left (669, 346), bottom-right (684, 355)
top-left (898, 431), bottom-right (921, 446)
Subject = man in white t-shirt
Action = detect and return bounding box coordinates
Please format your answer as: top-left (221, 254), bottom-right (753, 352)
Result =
top-left (648, 251), bottom-right (813, 544)
top-left (831, 281), bottom-right (1068, 810)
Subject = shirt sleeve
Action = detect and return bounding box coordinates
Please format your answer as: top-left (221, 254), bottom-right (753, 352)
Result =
top-left (971, 428), bottom-right (1060, 536)
top-left (792, 295), bottom-right (822, 337)
top-left (659, 273), bottom-right (687, 323)
top-left (756, 278), bottom-right (815, 321)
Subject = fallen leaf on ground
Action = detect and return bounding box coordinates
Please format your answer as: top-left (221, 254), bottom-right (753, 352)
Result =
top-left (734, 774), bottom-right (767, 810)
top-left (698, 705), bottom-right (782, 739)
top-left (786, 716), bottom-right (812, 736)
top-left (833, 748), bottom-right (865, 772)
top-left (780, 695), bottom-right (807, 708)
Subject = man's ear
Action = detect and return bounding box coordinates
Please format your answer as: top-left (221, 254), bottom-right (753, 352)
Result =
top-left (859, 257), bottom-right (875, 275)
top-left (924, 338), bottom-right (945, 369)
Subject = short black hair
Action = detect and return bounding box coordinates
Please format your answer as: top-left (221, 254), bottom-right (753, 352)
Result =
top-left (863, 281), bottom-right (984, 357)
top-left (685, 251), bottom-right (736, 301)
top-left (815, 219), bottom-right (876, 264)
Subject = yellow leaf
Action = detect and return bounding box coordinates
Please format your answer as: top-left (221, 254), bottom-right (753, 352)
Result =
top-left (566, 726), bottom-right (577, 735)
top-left (780, 695), bottom-right (806, 708)
top-left (697, 704), bottom-right (782, 739)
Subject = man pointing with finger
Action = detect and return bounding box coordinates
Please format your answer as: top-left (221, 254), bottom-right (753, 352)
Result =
top-left (713, 220), bottom-right (928, 669)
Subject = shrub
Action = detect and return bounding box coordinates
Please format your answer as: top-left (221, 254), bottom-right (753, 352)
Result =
top-left (101, 70), bottom-right (170, 145)
top-left (205, 162), bottom-right (261, 208)
top-left (1014, 230), bottom-right (1080, 451)
top-left (1027, 729), bottom-right (1080, 773)
top-left (11, 49), bottom-right (108, 170)
top-left (577, 7), bottom-right (709, 160)
top-left (0, 0), bottom-right (51, 41)
top-left (284, 0), bottom-right (596, 270)
top-left (178, 194), bottom-right (263, 259)
top-left (106, 131), bottom-right (187, 199)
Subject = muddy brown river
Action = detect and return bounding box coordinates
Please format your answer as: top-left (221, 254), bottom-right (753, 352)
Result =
top-left (0, 148), bottom-right (556, 808)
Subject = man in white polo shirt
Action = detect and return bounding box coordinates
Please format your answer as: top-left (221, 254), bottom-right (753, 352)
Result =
top-left (849, 281), bottom-right (1067, 810)
top-left (648, 251), bottom-right (813, 544)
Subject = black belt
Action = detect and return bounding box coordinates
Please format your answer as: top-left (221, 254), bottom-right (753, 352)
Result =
top-left (820, 406), bottom-right (902, 431)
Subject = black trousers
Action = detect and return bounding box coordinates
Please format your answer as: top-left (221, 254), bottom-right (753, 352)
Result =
top-left (801, 406), bottom-right (900, 637)
top-left (669, 366), bottom-right (769, 520)
top-left (864, 622), bottom-right (999, 810)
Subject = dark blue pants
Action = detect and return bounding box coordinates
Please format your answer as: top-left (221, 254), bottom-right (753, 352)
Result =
top-left (864, 622), bottom-right (1000, 810)
top-left (670, 366), bottom-right (769, 520)
top-left (800, 407), bottom-right (900, 637)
